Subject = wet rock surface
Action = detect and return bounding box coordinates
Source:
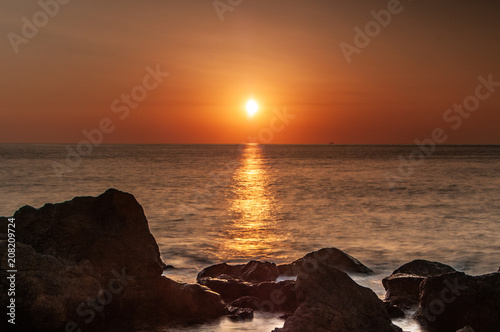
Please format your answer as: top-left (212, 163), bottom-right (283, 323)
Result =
top-left (415, 271), bottom-right (500, 332)
top-left (0, 189), bottom-right (227, 331)
top-left (383, 259), bottom-right (457, 308)
top-left (272, 265), bottom-right (402, 332)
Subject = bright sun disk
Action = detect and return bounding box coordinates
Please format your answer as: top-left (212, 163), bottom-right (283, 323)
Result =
top-left (246, 99), bottom-right (259, 117)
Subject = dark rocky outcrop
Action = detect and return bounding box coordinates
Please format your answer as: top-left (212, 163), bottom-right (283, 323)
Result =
top-left (415, 272), bottom-right (500, 332)
top-left (197, 261), bottom-right (298, 313)
top-left (273, 265), bottom-right (402, 332)
top-left (278, 247), bottom-right (373, 276)
top-left (197, 248), bottom-right (375, 317)
top-left (0, 189), bottom-right (227, 331)
top-left (382, 259), bottom-right (456, 308)
top-left (197, 260), bottom-right (279, 283)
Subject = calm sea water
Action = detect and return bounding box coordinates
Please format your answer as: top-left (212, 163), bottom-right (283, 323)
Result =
top-left (1, 144), bottom-right (500, 332)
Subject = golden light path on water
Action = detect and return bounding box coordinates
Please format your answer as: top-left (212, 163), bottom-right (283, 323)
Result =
top-left (215, 143), bottom-right (286, 261)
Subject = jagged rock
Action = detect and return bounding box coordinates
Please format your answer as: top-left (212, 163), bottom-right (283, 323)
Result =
top-left (198, 278), bottom-right (252, 302)
top-left (0, 189), bottom-right (227, 331)
top-left (278, 247), bottom-right (373, 276)
top-left (272, 265), bottom-right (402, 332)
top-left (199, 278), bottom-right (298, 313)
top-left (384, 301), bottom-right (405, 319)
top-left (197, 260), bottom-right (279, 283)
top-left (382, 260), bottom-right (456, 308)
top-left (415, 272), bottom-right (500, 332)
top-left (226, 306), bottom-right (254, 321)
top-left (197, 260), bottom-right (298, 313)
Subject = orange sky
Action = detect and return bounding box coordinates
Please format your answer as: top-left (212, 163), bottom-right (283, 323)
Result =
top-left (1, 0), bottom-right (499, 144)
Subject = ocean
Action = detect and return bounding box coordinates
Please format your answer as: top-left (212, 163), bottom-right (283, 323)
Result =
top-left (1, 143), bottom-right (500, 332)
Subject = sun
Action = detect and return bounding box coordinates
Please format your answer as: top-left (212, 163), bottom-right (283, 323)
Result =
top-left (246, 99), bottom-right (259, 117)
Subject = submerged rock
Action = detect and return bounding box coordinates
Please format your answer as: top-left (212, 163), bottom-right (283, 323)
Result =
top-left (278, 247), bottom-right (373, 276)
top-left (272, 265), bottom-right (402, 332)
top-left (415, 272), bottom-right (500, 332)
top-left (382, 259), bottom-right (456, 308)
top-left (0, 189), bottom-right (227, 331)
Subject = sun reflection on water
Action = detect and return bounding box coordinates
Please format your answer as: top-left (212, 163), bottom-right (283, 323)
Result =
top-left (216, 143), bottom-right (286, 261)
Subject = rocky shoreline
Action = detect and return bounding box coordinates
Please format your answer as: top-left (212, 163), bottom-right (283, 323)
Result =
top-left (1, 189), bottom-right (499, 332)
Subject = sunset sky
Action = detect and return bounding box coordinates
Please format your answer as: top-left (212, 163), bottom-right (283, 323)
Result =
top-left (1, 0), bottom-right (499, 144)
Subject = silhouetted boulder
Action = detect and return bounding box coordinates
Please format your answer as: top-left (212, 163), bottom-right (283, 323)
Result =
top-left (0, 189), bottom-right (227, 331)
top-left (272, 265), bottom-right (402, 332)
top-left (278, 247), bottom-right (373, 277)
top-left (197, 260), bottom-right (279, 283)
top-left (383, 260), bottom-right (456, 307)
top-left (198, 278), bottom-right (298, 313)
top-left (197, 260), bottom-right (298, 313)
top-left (198, 278), bottom-right (252, 302)
top-left (415, 272), bottom-right (500, 332)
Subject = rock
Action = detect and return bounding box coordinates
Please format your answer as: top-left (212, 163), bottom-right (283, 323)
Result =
top-left (9, 189), bottom-right (163, 278)
top-left (415, 272), bottom-right (500, 332)
top-left (199, 278), bottom-right (298, 313)
top-left (162, 262), bottom-right (175, 270)
top-left (272, 265), bottom-right (402, 332)
top-left (0, 189), bottom-right (227, 331)
top-left (149, 277), bottom-right (227, 324)
top-left (197, 260), bottom-right (298, 313)
top-left (250, 280), bottom-right (298, 313)
top-left (230, 296), bottom-right (263, 309)
top-left (226, 306), bottom-right (254, 321)
top-left (197, 260), bottom-right (279, 283)
top-left (383, 260), bottom-right (456, 308)
top-left (384, 301), bottom-right (405, 319)
top-left (456, 327), bottom-right (475, 332)
top-left (278, 247), bottom-right (373, 276)
top-left (198, 278), bottom-right (252, 302)
top-left (0, 241), bottom-right (103, 330)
